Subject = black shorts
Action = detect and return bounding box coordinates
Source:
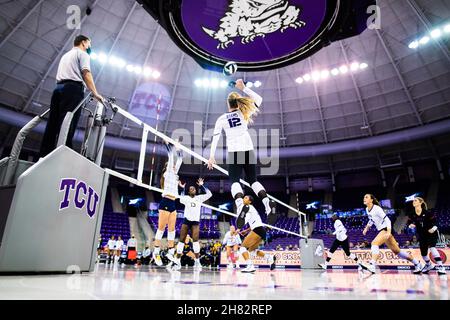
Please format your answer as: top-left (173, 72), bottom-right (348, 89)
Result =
top-left (228, 150), bottom-right (257, 184)
top-left (252, 226), bottom-right (266, 240)
top-left (158, 197), bottom-right (177, 212)
top-left (418, 232), bottom-right (438, 256)
top-left (183, 218), bottom-right (199, 227)
top-left (329, 238), bottom-right (351, 256)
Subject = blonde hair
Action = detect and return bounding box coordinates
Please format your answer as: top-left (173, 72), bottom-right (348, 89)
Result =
top-left (228, 92), bottom-right (259, 124)
top-left (415, 197), bottom-right (428, 210)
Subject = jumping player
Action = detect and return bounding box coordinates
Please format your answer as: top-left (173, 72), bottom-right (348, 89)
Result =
top-left (172, 178), bottom-right (212, 271)
top-left (153, 140), bottom-right (183, 267)
top-left (207, 79), bottom-right (276, 224)
top-left (235, 195), bottom-right (276, 273)
top-left (223, 225), bottom-right (242, 269)
top-left (318, 214), bottom-right (362, 270)
top-left (360, 194), bottom-right (422, 274)
top-left (409, 197), bottom-right (446, 275)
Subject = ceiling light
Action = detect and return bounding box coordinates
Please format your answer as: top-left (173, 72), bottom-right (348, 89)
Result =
top-left (246, 81), bottom-right (253, 88)
top-left (303, 74), bottom-right (311, 81)
top-left (339, 65), bottom-right (348, 74)
top-left (211, 78), bottom-right (219, 88)
top-left (419, 36), bottom-right (430, 45)
top-left (254, 81), bottom-right (262, 88)
top-left (98, 53), bottom-right (108, 64)
top-left (359, 62), bottom-right (368, 69)
top-left (296, 77), bottom-right (304, 84)
top-left (408, 41), bottom-right (419, 49)
top-left (321, 70), bottom-right (329, 79)
top-left (220, 80), bottom-right (228, 88)
top-left (134, 66), bottom-right (142, 74)
top-left (444, 24), bottom-right (450, 33)
top-left (126, 65), bottom-right (134, 72)
top-left (350, 62), bottom-right (359, 71)
top-left (152, 71), bottom-right (161, 79)
top-left (331, 68), bottom-right (339, 76)
top-left (194, 79), bottom-right (202, 87)
top-left (430, 29), bottom-right (442, 38)
top-left (90, 52), bottom-right (98, 60)
top-left (312, 71), bottom-right (321, 81)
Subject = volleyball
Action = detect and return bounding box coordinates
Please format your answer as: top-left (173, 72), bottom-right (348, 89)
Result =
top-left (223, 61), bottom-right (238, 76)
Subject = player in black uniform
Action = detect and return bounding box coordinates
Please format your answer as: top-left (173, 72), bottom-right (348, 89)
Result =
top-left (409, 197), bottom-right (446, 275)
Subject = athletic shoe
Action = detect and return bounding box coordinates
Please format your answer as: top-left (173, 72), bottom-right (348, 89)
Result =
top-left (270, 255), bottom-right (277, 271)
top-left (194, 260), bottom-right (202, 271)
top-left (437, 265), bottom-right (447, 275)
top-left (413, 262), bottom-right (423, 274)
top-left (421, 262), bottom-right (434, 274)
top-left (367, 263), bottom-right (376, 274)
top-left (227, 263), bottom-right (234, 269)
top-left (171, 263), bottom-right (181, 271)
top-left (241, 265), bottom-right (256, 273)
top-left (234, 264), bottom-right (240, 269)
top-left (357, 263), bottom-right (363, 272)
top-left (318, 263), bottom-right (327, 270)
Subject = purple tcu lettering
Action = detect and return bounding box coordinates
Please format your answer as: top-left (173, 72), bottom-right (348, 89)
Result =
top-left (87, 186), bottom-right (99, 218)
top-left (74, 181), bottom-right (87, 209)
top-left (59, 178), bottom-right (100, 218)
top-left (59, 178), bottom-right (76, 210)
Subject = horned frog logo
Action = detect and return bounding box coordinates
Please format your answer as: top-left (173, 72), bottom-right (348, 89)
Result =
top-left (202, 0), bottom-right (306, 49)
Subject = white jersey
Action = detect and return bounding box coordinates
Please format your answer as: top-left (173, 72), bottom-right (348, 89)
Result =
top-left (161, 144), bottom-right (183, 198)
top-left (107, 240), bottom-right (116, 250)
top-left (115, 240), bottom-right (124, 250)
top-left (179, 187), bottom-right (212, 222)
top-left (366, 205), bottom-right (392, 231)
top-left (245, 205), bottom-right (264, 230)
top-left (210, 87), bottom-right (262, 154)
top-left (223, 231), bottom-right (242, 246)
top-left (333, 219), bottom-right (347, 241)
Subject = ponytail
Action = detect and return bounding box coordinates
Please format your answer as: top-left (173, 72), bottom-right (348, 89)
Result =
top-left (160, 162), bottom-right (168, 189)
top-left (228, 92), bottom-right (259, 124)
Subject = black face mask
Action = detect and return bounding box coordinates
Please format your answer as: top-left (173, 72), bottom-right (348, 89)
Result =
top-left (86, 46), bottom-right (92, 55)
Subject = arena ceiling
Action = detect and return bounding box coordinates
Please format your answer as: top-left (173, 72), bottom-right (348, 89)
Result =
top-left (0, 0), bottom-right (449, 178)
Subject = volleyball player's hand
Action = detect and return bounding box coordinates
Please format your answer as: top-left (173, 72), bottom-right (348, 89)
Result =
top-left (197, 178), bottom-right (204, 186)
top-left (235, 79), bottom-right (245, 91)
top-left (362, 227), bottom-right (368, 236)
top-left (207, 157), bottom-right (216, 170)
top-left (178, 181), bottom-right (186, 188)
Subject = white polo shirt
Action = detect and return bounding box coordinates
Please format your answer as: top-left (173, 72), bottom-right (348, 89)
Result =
top-left (56, 47), bottom-right (90, 83)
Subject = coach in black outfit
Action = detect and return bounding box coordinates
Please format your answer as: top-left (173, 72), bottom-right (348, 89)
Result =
top-left (39, 35), bottom-right (104, 157)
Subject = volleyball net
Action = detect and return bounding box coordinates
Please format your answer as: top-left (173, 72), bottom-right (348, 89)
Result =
top-left (105, 101), bottom-right (308, 239)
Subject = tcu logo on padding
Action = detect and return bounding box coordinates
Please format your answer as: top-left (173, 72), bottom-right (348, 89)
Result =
top-left (59, 178), bottom-right (99, 218)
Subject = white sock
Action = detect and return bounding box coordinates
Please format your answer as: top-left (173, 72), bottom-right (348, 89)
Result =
top-left (412, 258), bottom-right (419, 266)
top-left (169, 248), bottom-right (175, 256)
top-left (154, 247), bottom-right (160, 255)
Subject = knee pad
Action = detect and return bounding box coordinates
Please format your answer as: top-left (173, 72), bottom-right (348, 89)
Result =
top-left (193, 242), bottom-right (200, 254)
top-left (371, 245), bottom-right (380, 255)
top-left (167, 231), bottom-right (176, 241)
top-left (155, 229), bottom-right (164, 240)
top-left (176, 242), bottom-right (184, 254)
top-left (251, 182), bottom-right (266, 198)
top-left (231, 183), bottom-right (244, 199)
top-left (239, 246), bottom-right (247, 255)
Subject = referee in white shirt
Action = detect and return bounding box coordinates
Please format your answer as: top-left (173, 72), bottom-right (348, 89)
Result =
top-left (39, 35), bottom-right (103, 157)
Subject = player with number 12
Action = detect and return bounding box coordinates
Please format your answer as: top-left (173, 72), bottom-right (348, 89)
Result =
top-left (207, 79), bottom-right (277, 224)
